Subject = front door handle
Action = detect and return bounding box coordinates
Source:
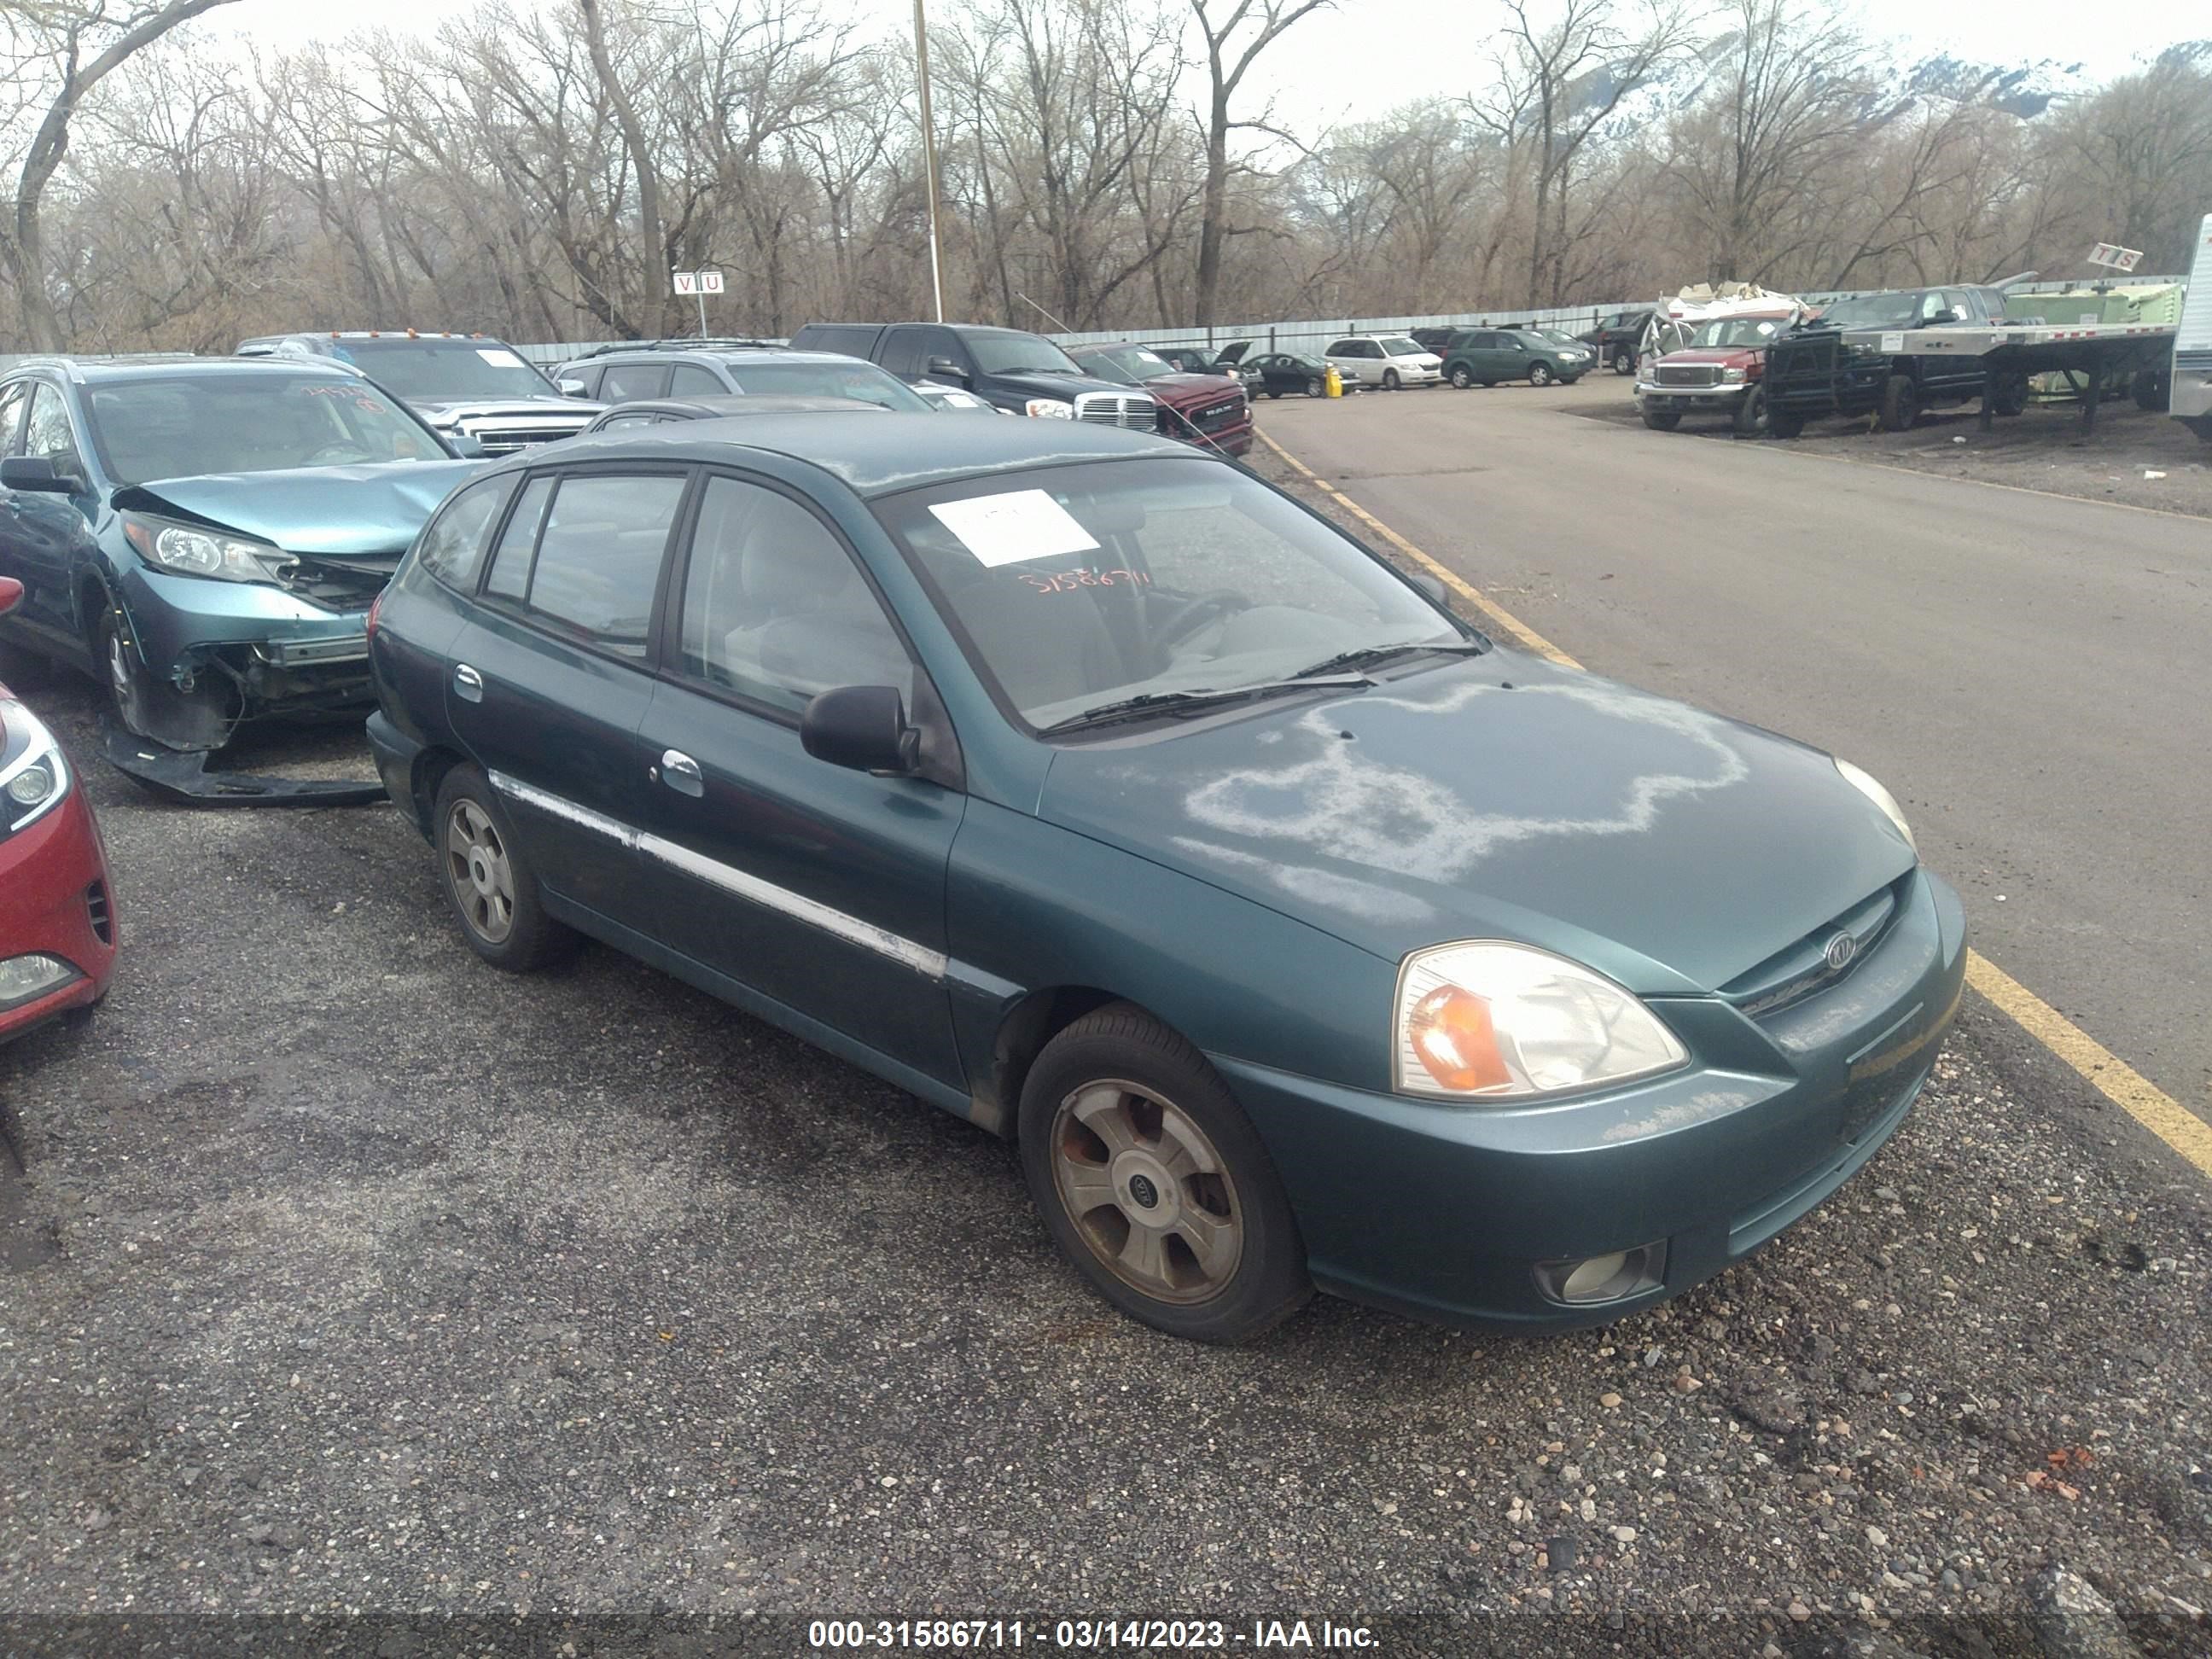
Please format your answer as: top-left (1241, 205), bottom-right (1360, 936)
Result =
top-left (454, 663), bottom-right (484, 703)
top-left (658, 749), bottom-right (704, 798)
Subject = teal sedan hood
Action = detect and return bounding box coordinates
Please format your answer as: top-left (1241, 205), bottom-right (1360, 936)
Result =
top-left (1036, 654), bottom-right (1917, 994)
top-left (114, 461), bottom-right (486, 558)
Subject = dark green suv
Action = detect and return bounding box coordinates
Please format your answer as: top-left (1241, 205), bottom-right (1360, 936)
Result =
top-left (1441, 329), bottom-right (1594, 388)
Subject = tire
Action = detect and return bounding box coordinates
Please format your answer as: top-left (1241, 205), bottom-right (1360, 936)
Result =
top-left (2132, 370), bottom-right (2170, 413)
top-left (1448, 364), bottom-right (1473, 389)
top-left (1611, 349), bottom-right (1634, 375)
top-left (1382, 370), bottom-right (1400, 391)
top-left (2188, 415), bottom-right (2212, 444)
top-left (1991, 373), bottom-right (2029, 417)
top-left (96, 602), bottom-right (230, 749)
top-left (1018, 1003), bottom-right (1311, 1343)
top-left (1265, 388), bottom-right (1281, 399)
top-left (1767, 405), bottom-right (1806, 439)
top-left (1878, 374), bottom-right (1919, 433)
top-left (1478, 378), bottom-right (1497, 388)
top-left (432, 764), bottom-right (578, 973)
top-left (1640, 407), bottom-right (1681, 431)
top-left (1528, 362), bottom-right (1554, 387)
top-left (1306, 378), bottom-right (1324, 398)
top-left (1731, 385), bottom-right (1769, 438)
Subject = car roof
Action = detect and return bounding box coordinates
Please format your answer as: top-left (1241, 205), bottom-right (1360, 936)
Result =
top-left (32, 356), bottom-right (366, 385)
top-left (494, 410), bottom-right (1193, 498)
top-left (242, 331), bottom-right (508, 345)
top-left (594, 394), bottom-right (884, 422)
top-left (573, 347), bottom-right (876, 369)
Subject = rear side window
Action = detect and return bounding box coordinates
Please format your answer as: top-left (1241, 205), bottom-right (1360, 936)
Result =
top-left (668, 364), bottom-right (724, 396)
top-left (601, 363), bottom-right (670, 402)
top-left (521, 473), bottom-right (688, 658)
top-left (484, 476), bottom-right (552, 601)
top-left (417, 474), bottom-right (517, 591)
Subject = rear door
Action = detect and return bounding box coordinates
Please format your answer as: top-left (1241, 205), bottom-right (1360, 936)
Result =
top-left (633, 469), bottom-right (966, 1087)
top-left (447, 465), bottom-right (691, 927)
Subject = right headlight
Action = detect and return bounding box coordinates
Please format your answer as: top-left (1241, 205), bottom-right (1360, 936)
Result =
top-left (1394, 941), bottom-right (1687, 1101)
top-left (1023, 398), bottom-right (1074, 419)
top-left (122, 514), bottom-right (288, 585)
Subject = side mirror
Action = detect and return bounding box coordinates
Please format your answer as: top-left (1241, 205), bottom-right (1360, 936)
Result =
top-left (446, 432), bottom-right (488, 459)
top-left (0, 456), bottom-right (75, 493)
top-left (0, 576), bottom-right (21, 617)
top-left (924, 356), bottom-right (969, 383)
top-left (1927, 310), bottom-right (1960, 325)
top-left (800, 684), bottom-right (918, 775)
top-left (558, 377), bottom-right (590, 398)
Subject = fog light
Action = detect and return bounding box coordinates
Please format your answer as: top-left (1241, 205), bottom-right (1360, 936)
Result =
top-left (5, 761), bottom-right (54, 807)
top-left (0, 952), bottom-right (78, 1010)
top-left (1534, 1241), bottom-right (1668, 1306)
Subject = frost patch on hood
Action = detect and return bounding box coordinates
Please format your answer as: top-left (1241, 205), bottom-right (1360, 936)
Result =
top-left (1165, 838), bottom-right (1439, 926)
top-left (1177, 678), bottom-right (1750, 877)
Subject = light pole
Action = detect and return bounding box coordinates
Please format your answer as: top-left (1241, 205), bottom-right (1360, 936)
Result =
top-left (913, 0), bottom-right (946, 323)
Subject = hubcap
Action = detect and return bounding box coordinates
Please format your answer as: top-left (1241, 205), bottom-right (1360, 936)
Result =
top-left (105, 622), bottom-right (147, 730)
top-left (1050, 1080), bottom-right (1243, 1305)
top-left (445, 799), bottom-right (517, 944)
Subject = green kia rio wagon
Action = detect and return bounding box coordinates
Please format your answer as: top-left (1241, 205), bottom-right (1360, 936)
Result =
top-left (367, 416), bottom-right (1965, 1342)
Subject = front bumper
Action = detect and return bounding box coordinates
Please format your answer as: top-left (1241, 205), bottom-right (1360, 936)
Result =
top-left (1220, 868), bottom-right (1967, 1330)
top-left (0, 785), bottom-right (116, 1043)
top-left (117, 564), bottom-right (375, 715)
top-left (1636, 381), bottom-right (1751, 413)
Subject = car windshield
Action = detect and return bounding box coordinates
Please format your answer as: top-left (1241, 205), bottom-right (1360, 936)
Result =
top-left (1807, 292), bottom-right (1936, 329)
top-left (315, 339), bottom-right (556, 399)
top-left (725, 361), bottom-right (932, 411)
top-left (1078, 346), bottom-right (1177, 385)
top-left (85, 375), bottom-right (445, 483)
top-left (1688, 317), bottom-right (1784, 348)
top-left (876, 457), bottom-right (1475, 732)
top-left (1379, 336), bottom-right (1423, 357)
top-left (968, 329), bottom-right (1085, 377)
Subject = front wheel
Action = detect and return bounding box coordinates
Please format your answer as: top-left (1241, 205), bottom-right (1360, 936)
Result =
top-left (1878, 374), bottom-right (1919, 433)
top-left (1732, 385), bottom-right (1769, 437)
top-left (1611, 349), bottom-right (1634, 375)
top-left (1528, 363), bottom-right (1554, 387)
top-left (1448, 364), bottom-right (1473, 389)
top-left (1382, 370), bottom-right (1400, 391)
top-left (433, 765), bottom-right (579, 973)
top-left (1306, 377), bottom-right (1324, 397)
top-left (1640, 407), bottom-right (1681, 431)
top-left (1019, 1004), bottom-right (1311, 1343)
top-left (1992, 372), bottom-right (2030, 417)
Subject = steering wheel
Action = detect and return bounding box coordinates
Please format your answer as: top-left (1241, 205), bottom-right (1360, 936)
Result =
top-left (302, 442), bottom-right (361, 465)
top-left (1151, 589), bottom-right (1247, 650)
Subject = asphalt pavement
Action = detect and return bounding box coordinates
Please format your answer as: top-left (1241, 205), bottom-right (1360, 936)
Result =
top-left (1258, 379), bottom-right (2212, 1131)
top-left (0, 400), bottom-right (2209, 1656)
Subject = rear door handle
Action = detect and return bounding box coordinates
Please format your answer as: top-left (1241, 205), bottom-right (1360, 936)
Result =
top-left (657, 749), bottom-right (703, 798)
top-left (454, 663), bottom-right (483, 703)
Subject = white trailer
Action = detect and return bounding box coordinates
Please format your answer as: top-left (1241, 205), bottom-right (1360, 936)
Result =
top-left (2175, 212), bottom-right (2212, 439)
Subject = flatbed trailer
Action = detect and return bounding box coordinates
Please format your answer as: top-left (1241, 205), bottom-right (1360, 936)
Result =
top-left (1831, 319), bottom-right (2179, 434)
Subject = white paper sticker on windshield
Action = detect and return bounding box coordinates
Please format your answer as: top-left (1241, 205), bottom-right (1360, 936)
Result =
top-left (928, 490), bottom-right (1100, 568)
top-left (477, 347), bottom-right (526, 368)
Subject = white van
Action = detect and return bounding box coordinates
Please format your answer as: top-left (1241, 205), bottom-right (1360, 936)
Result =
top-left (2174, 212), bottom-right (2212, 440)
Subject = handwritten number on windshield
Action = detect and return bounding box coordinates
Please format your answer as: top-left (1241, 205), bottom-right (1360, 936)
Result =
top-left (1020, 568), bottom-right (1152, 594)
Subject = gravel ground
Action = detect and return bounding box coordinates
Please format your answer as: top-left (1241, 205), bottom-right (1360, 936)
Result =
top-left (3, 459), bottom-right (2210, 1655)
top-left (1567, 381), bottom-right (2212, 520)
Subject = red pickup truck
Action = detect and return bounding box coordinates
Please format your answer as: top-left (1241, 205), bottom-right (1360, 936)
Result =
top-left (1636, 311), bottom-right (1797, 437)
top-left (1068, 341), bottom-right (1255, 458)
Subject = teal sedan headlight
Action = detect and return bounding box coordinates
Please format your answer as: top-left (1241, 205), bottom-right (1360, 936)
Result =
top-left (122, 514), bottom-right (289, 585)
top-left (1394, 941), bottom-right (1688, 1101)
top-left (1835, 758), bottom-right (1915, 853)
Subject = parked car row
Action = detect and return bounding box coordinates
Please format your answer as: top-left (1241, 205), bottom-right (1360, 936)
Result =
top-left (0, 321), bottom-right (1965, 1353)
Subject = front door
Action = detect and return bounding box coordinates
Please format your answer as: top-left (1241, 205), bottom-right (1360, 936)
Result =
top-left (0, 382), bottom-right (102, 646)
top-left (634, 469), bottom-right (965, 1088)
top-left (446, 465), bottom-right (691, 926)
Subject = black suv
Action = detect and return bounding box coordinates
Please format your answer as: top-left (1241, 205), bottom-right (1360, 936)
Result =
top-left (789, 322), bottom-right (1156, 431)
top-left (237, 332), bottom-right (600, 454)
top-left (1576, 312), bottom-right (1656, 376)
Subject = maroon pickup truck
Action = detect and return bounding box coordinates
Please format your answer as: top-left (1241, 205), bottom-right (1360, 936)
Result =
top-left (1068, 341), bottom-right (1255, 458)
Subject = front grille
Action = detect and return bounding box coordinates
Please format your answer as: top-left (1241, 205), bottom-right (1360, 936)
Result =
top-left (1656, 364), bottom-right (1721, 387)
top-left (85, 881), bottom-right (113, 946)
top-left (1190, 396), bottom-right (1245, 431)
top-left (1720, 882), bottom-right (1902, 1019)
top-left (460, 420), bottom-right (593, 454)
top-left (1074, 392), bottom-right (1157, 429)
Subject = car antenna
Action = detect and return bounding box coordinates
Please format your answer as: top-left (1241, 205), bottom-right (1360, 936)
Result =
top-left (1014, 291), bottom-right (1075, 334)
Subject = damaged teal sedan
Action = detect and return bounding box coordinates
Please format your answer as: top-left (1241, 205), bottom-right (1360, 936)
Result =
top-left (0, 355), bottom-right (481, 800)
top-left (367, 416), bottom-right (1965, 1342)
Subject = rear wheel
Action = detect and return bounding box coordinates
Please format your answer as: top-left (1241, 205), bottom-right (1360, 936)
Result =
top-left (1528, 362), bottom-right (1554, 387)
top-left (1382, 369), bottom-right (1400, 391)
top-left (1878, 374), bottom-right (1919, 433)
top-left (1767, 405), bottom-right (1806, 439)
top-left (1732, 385), bottom-right (1769, 437)
top-left (1640, 407), bottom-right (1681, 431)
top-left (433, 764), bottom-right (578, 973)
top-left (2132, 369), bottom-right (2170, 412)
top-left (1611, 349), bottom-right (1635, 375)
top-left (1265, 388), bottom-right (1282, 399)
top-left (1448, 364), bottom-right (1474, 389)
top-left (1991, 372), bottom-right (2030, 417)
top-left (1019, 1004), bottom-right (1311, 1343)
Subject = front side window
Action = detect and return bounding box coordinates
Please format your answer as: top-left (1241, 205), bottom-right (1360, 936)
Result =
top-left (876, 457), bottom-right (1471, 731)
top-left (23, 385), bottom-right (84, 478)
top-left (678, 474), bottom-right (911, 713)
top-left (416, 474), bottom-right (518, 591)
top-left (84, 375), bottom-right (439, 483)
top-left (878, 328), bottom-right (929, 377)
top-left (0, 381), bottom-right (31, 455)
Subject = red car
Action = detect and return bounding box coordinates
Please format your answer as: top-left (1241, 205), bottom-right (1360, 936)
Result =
top-left (0, 577), bottom-right (117, 1042)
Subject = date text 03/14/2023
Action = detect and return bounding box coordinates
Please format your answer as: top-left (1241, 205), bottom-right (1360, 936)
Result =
top-left (807, 1619), bottom-right (1379, 1650)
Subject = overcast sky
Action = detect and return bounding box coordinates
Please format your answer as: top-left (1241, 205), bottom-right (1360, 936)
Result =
top-left (212, 0), bottom-right (2192, 125)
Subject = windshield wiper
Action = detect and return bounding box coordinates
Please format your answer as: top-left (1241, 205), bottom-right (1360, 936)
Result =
top-left (1289, 639), bottom-right (1488, 680)
top-left (1038, 674), bottom-right (1375, 736)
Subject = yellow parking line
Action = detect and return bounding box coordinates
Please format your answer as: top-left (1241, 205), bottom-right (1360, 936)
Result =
top-left (1258, 425), bottom-right (2212, 1182)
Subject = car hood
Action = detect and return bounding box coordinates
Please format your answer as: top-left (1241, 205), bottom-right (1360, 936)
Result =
top-left (406, 396), bottom-right (595, 424)
top-left (1659, 348), bottom-right (1761, 366)
top-left (113, 461), bottom-right (486, 558)
top-left (1035, 653), bottom-right (1916, 994)
top-left (992, 370), bottom-right (1148, 404)
top-left (1143, 372), bottom-right (1245, 405)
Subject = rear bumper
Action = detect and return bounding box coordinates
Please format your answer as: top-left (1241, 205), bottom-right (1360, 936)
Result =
top-left (366, 708), bottom-right (430, 835)
top-left (0, 787), bottom-right (116, 1043)
top-left (1219, 868), bottom-right (1967, 1330)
